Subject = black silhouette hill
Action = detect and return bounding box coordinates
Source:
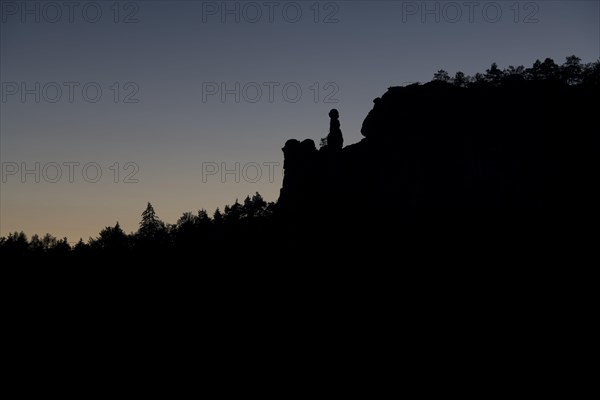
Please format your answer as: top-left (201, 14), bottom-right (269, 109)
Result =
top-left (2, 56), bottom-right (598, 261)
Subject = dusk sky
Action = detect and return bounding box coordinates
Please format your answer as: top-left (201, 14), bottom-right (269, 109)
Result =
top-left (1, 0), bottom-right (598, 242)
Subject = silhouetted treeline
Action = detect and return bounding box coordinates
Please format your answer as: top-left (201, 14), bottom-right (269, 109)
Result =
top-left (0, 193), bottom-right (276, 259)
top-left (432, 56), bottom-right (599, 87)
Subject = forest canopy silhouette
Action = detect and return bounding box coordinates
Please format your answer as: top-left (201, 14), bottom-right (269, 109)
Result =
top-left (2, 56), bottom-right (599, 258)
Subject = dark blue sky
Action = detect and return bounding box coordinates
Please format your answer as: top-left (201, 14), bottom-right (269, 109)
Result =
top-left (1, 0), bottom-right (599, 241)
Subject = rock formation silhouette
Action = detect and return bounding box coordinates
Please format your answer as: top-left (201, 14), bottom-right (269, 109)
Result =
top-left (325, 109), bottom-right (343, 151)
top-left (278, 74), bottom-right (598, 248)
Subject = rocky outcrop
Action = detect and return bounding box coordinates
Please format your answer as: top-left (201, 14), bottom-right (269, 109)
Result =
top-left (279, 80), bottom-right (597, 229)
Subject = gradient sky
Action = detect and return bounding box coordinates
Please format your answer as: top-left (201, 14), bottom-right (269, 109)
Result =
top-left (1, 0), bottom-right (599, 242)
